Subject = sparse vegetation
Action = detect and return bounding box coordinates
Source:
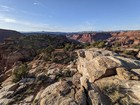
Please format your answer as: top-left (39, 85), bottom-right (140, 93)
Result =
top-left (134, 45), bottom-right (140, 49)
top-left (83, 42), bottom-right (91, 49)
top-left (113, 42), bottom-right (121, 47)
top-left (64, 43), bottom-right (74, 51)
top-left (12, 64), bottom-right (28, 82)
top-left (41, 45), bottom-right (55, 61)
top-left (123, 50), bottom-right (137, 57)
top-left (92, 40), bottom-right (106, 48)
top-left (1, 31), bottom-right (140, 105)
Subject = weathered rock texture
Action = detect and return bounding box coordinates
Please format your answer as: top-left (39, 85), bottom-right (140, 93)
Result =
top-left (77, 48), bottom-right (140, 104)
top-left (0, 48), bottom-right (140, 105)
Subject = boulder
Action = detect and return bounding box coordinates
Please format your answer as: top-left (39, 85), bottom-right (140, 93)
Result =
top-left (77, 49), bottom-right (140, 82)
top-left (116, 67), bottom-right (139, 80)
top-left (40, 82), bottom-right (61, 99)
top-left (76, 48), bottom-right (140, 104)
top-left (78, 55), bottom-right (119, 82)
top-left (40, 81), bottom-right (75, 105)
top-left (39, 80), bottom-right (88, 105)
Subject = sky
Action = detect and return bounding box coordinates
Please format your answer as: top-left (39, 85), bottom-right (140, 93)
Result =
top-left (0, 0), bottom-right (140, 32)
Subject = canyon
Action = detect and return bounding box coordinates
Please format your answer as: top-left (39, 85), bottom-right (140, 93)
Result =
top-left (0, 29), bottom-right (140, 104)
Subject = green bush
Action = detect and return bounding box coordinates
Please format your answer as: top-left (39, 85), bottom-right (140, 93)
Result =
top-left (64, 43), bottom-right (75, 51)
top-left (123, 50), bottom-right (137, 56)
top-left (92, 41), bottom-right (106, 48)
top-left (113, 42), bottom-right (121, 47)
top-left (83, 42), bottom-right (91, 49)
top-left (42, 45), bottom-right (55, 61)
top-left (134, 45), bottom-right (140, 49)
top-left (12, 64), bottom-right (28, 82)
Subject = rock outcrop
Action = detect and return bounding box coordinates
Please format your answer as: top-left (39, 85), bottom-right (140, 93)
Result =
top-left (77, 48), bottom-right (140, 104)
top-left (0, 48), bottom-right (140, 105)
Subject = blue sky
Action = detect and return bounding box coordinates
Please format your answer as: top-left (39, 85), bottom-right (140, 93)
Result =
top-left (0, 0), bottom-right (140, 32)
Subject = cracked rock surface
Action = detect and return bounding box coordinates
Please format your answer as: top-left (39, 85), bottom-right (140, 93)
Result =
top-left (0, 48), bottom-right (140, 105)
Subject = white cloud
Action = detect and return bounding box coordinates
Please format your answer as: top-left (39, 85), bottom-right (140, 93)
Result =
top-left (0, 15), bottom-right (96, 32)
top-left (33, 2), bottom-right (40, 5)
top-left (33, 2), bottom-right (38, 5)
top-left (0, 16), bottom-right (54, 31)
top-left (33, 1), bottom-right (46, 8)
top-left (0, 16), bottom-right (16, 23)
top-left (3, 18), bottom-right (16, 23)
top-left (0, 5), bottom-right (15, 12)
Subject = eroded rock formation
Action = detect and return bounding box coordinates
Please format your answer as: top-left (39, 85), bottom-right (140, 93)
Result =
top-left (0, 48), bottom-right (140, 105)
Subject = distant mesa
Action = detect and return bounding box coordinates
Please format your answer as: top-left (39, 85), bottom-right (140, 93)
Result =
top-left (0, 28), bottom-right (140, 48)
top-left (68, 30), bottom-right (140, 47)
